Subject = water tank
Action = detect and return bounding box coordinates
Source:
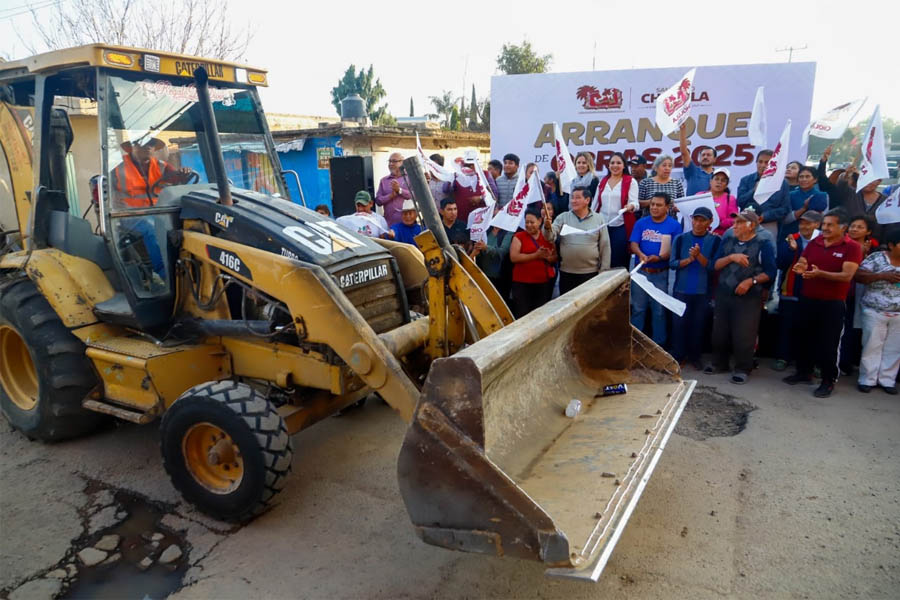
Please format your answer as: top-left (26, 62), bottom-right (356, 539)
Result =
top-left (340, 94), bottom-right (367, 122)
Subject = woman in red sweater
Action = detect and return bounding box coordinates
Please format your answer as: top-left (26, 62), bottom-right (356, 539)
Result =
top-left (509, 207), bottom-right (557, 318)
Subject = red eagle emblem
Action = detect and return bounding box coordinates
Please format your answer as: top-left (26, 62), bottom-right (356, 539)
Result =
top-left (576, 85), bottom-right (623, 110)
top-left (663, 77), bottom-right (693, 116)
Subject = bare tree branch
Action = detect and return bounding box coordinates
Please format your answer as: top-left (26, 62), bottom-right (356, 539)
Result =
top-left (17, 0), bottom-right (252, 60)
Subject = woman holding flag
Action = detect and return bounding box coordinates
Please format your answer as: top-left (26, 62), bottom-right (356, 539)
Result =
top-left (572, 152), bottom-right (599, 200)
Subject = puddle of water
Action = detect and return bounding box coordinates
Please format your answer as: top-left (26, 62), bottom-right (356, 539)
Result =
top-left (63, 492), bottom-right (187, 600)
top-left (675, 386), bottom-right (756, 441)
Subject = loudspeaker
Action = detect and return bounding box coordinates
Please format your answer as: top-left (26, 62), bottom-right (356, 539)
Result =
top-left (329, 156), bottom-right (375, 217)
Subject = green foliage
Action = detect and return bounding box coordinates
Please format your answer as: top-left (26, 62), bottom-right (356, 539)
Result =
top-left (468, 85), bottom-right (478, 130)
top-left (409, 97), bottom-right (414, 117)
top-left (450, 105), bottom-right (460, 131)
top-left (330, 64), bottom-right (389, 124)
top-left (429, 90), bottom-right (458, 128)
top-left (496, 40), bottom-right (552, 75)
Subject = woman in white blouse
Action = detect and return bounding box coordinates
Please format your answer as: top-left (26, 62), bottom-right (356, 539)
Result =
top-left (594, 152), bottom-right (640, 268)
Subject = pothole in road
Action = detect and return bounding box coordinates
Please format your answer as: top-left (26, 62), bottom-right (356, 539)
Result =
top-left (675, 385), bottom-right (756, 440)
top-left (61, 487), bottom-right (188, 600)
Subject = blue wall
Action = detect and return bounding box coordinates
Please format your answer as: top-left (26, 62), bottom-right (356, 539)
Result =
top-left (278, 135), bottom-right (343, 212)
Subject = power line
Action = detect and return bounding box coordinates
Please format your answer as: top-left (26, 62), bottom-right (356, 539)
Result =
top-left (0, 0), bottom-right (62, 20)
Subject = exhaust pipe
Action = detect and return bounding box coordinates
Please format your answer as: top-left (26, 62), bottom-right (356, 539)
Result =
top-left (193, 66), bottom-right (233, 206)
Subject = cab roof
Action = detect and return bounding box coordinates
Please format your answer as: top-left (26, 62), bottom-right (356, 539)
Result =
top-left (0, 44), bottom-right (268, 86)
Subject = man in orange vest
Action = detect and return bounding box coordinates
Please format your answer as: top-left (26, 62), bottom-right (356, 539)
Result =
top-left (111, 137), bottom-right (193, 281)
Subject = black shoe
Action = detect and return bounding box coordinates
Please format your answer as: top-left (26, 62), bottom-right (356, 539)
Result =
top-left (882, 386), bottom-right (898, 396)
top-left (857, 384), bottom-right (872, 393)
top-left (839, 364), bottom-right (854, 376)
top-left (814, 381), bottom-right (834, 398)
top-left (783, 373), bottom-right (813, 385)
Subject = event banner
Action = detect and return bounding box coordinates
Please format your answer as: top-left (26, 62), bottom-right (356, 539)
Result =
top-left (491, 62), bottom-right (816, 183)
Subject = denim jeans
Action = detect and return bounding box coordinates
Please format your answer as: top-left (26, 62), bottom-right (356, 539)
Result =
top-left (120, 217), bottom-right (165, 277)
top-left (630, 269), bottom-right (669, 346)
top-left (671, 292), bottom-right (709, 362)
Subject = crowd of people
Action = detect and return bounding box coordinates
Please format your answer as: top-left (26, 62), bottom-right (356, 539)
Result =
top-left (331, 136), bottom-right (900, 399)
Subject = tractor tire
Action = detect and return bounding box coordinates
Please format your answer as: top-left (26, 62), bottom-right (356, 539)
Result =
top-left (0, 278), bottom-right (104, 441)
top-left (160, 380), bottom-right (293, 522)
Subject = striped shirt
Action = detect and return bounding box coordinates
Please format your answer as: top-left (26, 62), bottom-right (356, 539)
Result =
top-left (638, 178), bottom-right (685, 217)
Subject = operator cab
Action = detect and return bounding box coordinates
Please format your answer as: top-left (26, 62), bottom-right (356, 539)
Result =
top-left (1, 47), bottom-right (285, 333)
top-left (97, 70), bottom-right (284, 330)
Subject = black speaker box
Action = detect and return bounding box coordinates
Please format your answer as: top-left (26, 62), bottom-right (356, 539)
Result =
top-left (329, 155), bottom-right (375, 217)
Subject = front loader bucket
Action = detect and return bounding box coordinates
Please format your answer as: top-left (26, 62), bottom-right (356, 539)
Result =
top-left (397, 268), bottom-right (694, 580)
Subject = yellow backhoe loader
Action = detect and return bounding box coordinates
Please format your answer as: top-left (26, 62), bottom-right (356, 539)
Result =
top-left (0, 45), bottom-right (694, 580)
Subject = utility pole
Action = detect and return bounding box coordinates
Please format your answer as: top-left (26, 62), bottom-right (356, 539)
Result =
top-left (776, 45), bottom-right (807, 63)
top-left (461, 55), bottom-right (469, 112)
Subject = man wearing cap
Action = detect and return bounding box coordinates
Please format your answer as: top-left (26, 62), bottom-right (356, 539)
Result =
top-left (708, 208), bottom-right (776, 384)
top-left (736, 149), bottom-right (791, 246)
top-left (337, 191), bottom-right (394, 239)
top-left (390, 199), bottom-right (423, 245)
top-left (375, 152), bottom-right (412, 227)
top-left (784, 210), bottom-right (862, 398)
top-left (773, 210), bottom-right (823, 371)
top-left (679, 123), bottom-right (717, 196)
top-left (628, 155), bottom-right (648, 182)
top-left (669, 206), bottom-right (721, 369)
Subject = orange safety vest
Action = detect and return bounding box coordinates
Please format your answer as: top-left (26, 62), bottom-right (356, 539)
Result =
top-left (112, 155), bottom-right (164, 208)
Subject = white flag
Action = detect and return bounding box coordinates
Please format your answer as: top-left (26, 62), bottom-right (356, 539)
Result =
top-left (857, 104), bottom-right (889, 190)
top-left (673, 192), bottom-right (719, 233)
top-left (553, 122), bottom-right (577, 194)
top-left (875, 185), bottom-right (900, 225)
top-left (802, 98), bottom-right (866, 147)
top-left (489, 169), bottom-right (544, 232)
top-left (631, 272), bottom-right (686, 317)
top-left (473, 157), bottom-right (497, 207)
top-left (560, 223), bottom-right (605, 236)
top-left (336, 213), bottom-right (389, 238)
top-left (655, 68), bottom-right (696, 136)
top-left (468, 205), bottom-right (493, 242)
top-left (416, 132), bottom-right (455, 182)
top-left (748, 86), bottom-right (767, 147)
top-left (754, 120), bottom-right (791, 205)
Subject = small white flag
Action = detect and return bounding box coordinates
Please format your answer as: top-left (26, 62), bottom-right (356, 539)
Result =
top-left (553, 122), bottom-right (578, 194)
top-left (489, 169), bottom-right (544, 232)
top-left (857, 104), bottom-right (889, 190)
top-left (748, 86), bottom-right (767, 147)
top-left (875, 185), bottom-right (900, 225)
top-left (655, 68), bottom-right (697, 136)
top-left (336, 213), bottom-right (389, 238)
top-left (673, 192), bottom-right (719, 233)
top-left (631, 272), bottom-right (686, 317)
top-left (416, 132), bottom-right (455, 182)
top-left (468, 205), bottom-right (493, 242)
top-left (754, 120), bottom-right (791, 205)
top-left (560, 223), bottom-right (605, 236)
top-left (802, 98), bottom-right (867, 147)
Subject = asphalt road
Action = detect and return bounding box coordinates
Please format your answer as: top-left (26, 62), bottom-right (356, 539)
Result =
top-left (2, 366), bottom-right (899, 599)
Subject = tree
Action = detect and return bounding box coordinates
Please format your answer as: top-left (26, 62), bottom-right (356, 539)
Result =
top-left (449, 106), bottom-right (460, 131)
top-left (330, 64), bottom-right (392, 126)
top-left (480, 99), bottom-right (490, 131)
top-left (429, 90), bottom-right (458, 129)
top-left (468, 85), bottom-right (478, 130)
top-left (21, 0), bottom-right (252, 60)
top-left (496, 40), bottom-right (552, 75)
top-left (409, 97), bottom-right (414, 117)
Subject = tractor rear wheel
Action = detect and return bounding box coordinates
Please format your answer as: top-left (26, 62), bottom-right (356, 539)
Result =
top-left (0, 278), bottom-right (104, 441)
top-left (160, 381), bottom-right (293, 522)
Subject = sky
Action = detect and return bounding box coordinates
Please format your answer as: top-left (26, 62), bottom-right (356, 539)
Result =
top-left (1, 0), bottom-right (898, 124)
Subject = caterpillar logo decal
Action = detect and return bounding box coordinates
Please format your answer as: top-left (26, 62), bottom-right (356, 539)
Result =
top-left (206, 245), bottom-right (252, 280)
top-left (214, 212), bottom-right (233, 229)
top-left (282, 221), bottom-right (363, 255)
